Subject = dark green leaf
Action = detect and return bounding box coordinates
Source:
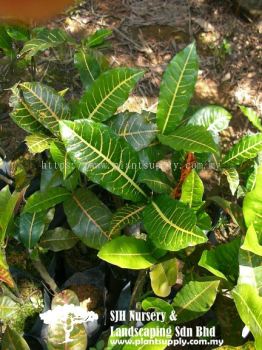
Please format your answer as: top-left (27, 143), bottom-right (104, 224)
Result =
top-left (173, 280), bottom-right (220, 323)
top-left (138, 168), bottom-right (172, 194)
top-left (158, 125), bottom-right (218, 154)
top-left (108, 112), bottom-right (158, 151)
top-left (79, 68), bottom-right (144, 122)
top-left (144, 195), bottom-right (207, 251)
top-left (59, 120), bottom-right (146, 202)
top-left (64, 188), bottom-right (111, 250)
top-left (109, 203), bottom-right (145, 238)
top-left (40, 227), bottom-right (78, 252)
top-left (74, 49), bottom-right (101, 89)
top-left (157, 42), bottom-right (198, 134)
top-left (222, 133), bottom-right (262, 167)
top-left (24, 187), bottom-right (71, 213)
top-left (50, 140), bottom-right (75, 179)
top-left (2, 327), bottom-right (30, 350)
top-left (19, 210), bottom-right (46, 249)
top-left (86, 29), bottom-right (112, 48)
top-left (20, 82), bottom-right (71, 137)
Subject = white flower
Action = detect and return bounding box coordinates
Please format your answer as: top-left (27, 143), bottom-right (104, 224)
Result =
top-left (40, 304), bottom-right (98, 344)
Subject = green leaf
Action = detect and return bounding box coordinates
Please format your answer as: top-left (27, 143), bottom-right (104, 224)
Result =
top-left (149, 258), bottom-right (178, 297)
top-left (158, 125), bottom-right (218, 154)
top-left (243, 165), bottom-right (262, 231)
top-left (25, 134), bottom-right (53, 154)
top-left (9, 86), bottom-right (49, 135)
top-left (138, 169), bottom-right (172, 194)
top-left (24, 187), bottom-right (71, 213)
top-left (142, 297), bottom-right (173, 320)
top-left (144, 195), bottom-right (207, 251)
top-left (109, 203), bottom-right (145, 238)
top-left (0, 296), bottom-right (19, 319)
top-left (122, 322), bottom-right (173, 350)
top-left (172, 279), bottom-right (220, 323)
top-left (238, 249), bottom-right (262, 295)
top-left (6, 25), bottom-right (30, 41)
top-left (40, 167), bottom-right (63, 192)
top-left (50, 140), bottom-right (75, 179)
top-left (74, 49), bottom-right (101, 89)
top-left (241, 224), bottom-right (262, 257)
top-left (20, 82), bottom-right (71, 137)
top-left (0, 26), bottom-right (13, 51)
top-left (232, 284), bottom-right (262, 348)
top-left (64, 188), bottom-right (111, 250)
top-left (157, 42), bottom-right (198, 134)
top-left (139, 142), bottom-right (170, 167)
top-left (222, 133), bottom-right (262, 167)
top-left (0, 187), bottom-right (20, 243)
top-left (180, 170), bottom-right (204, 210)
top-left (59, 120), bottom-right (146, 202)
top-left (20, 28), bottom-right (69, 59)
top-left (98, 236), bottom-right (157, 269)
top-left (188, 105), bottom-right (232, 138)
top-left (198, 237), bottom-right (241, 282)
top-left (19, 210), bottom-right (46, 249)
top-left (196, 210), bottom-right (212, 231)
top-left (86, 29), bottom-right (112, 48)
top-left (240, 106), bottom-right (262, 132)
top-left (223, 168), bottom-right (240, 195)
top-left (40, 227), bottom-right (78, 252)
top-left (2, 326), bottom-right (30, 350)
top-left (79, 68), bottom-right (144, 122)
top-left (108, 112), bottom-right (158, 151)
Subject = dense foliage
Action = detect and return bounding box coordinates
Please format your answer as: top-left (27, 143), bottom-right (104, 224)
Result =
top-left (0, 24), bottom-right (261, 350)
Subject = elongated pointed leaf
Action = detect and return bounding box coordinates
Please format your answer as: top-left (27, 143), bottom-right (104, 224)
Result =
top-left (9, 86), bottom-right (49, 135)
top-left (240, 106), bottom-right (262, 132)
top-left (98, 236), bottom-right (157, 269)
top-left (150, 258), bottom-right (178, 297)
top-left (79, 68), bottom-right (144, 121)
top-left (20, 82), bottom-right (71, 136)
top-left (50, 140), bottom-right (75, 179)
top-left (86, 29), bottom-right (112, 48)
top-left (20, 28), bottom-right (70, 59)
top-left (188, 105), bottom-right (232, 137)
top-left (198, 237), bottom-right (241, 282)
top-left (109, 203), bottom-right (145, 237)
top-left (238, 249), bottom-right (262, 295)
top-left (223, 168), bottom-right (240, 196)
top-left (243, 165), bottom-right (262, 230)
top-left (241, 224), bottom-right (262, 257)
top-left (24, 187), bottom-right (71, 213)
top-left (40, 227), bottom-right (78, 252)
top-left (108, 112), bottom-right (158, 151)
top-left (157, 42), bottom-right (198, 134)
top-left (158, 125), bottom-right (218, 154)
top-left (180, 170), bottom-right (204, 210)
top-left (0, 187), bottom-right (20, 243)
top-left (64, 189), bottom-right (111, 249)
top-left (138, 168), bottom-right (172, 194)
top-left (222, 133), bottom-right (262, 167)
top-left (19, 210), bottom-right (46, 249)
top-left (2, 327), bottom-right (30, 350)
top-left (59, 120), bottom-right (146, 202)
top-left (74, 49), bottom-right (101, 89)
top-left (144, 195), bottom-right (207, 251)
top-left (173, 280), bottom-right (220, 323)
top-left (25, 134), bottom-right (53, 154)
top-left (232, 284), bottom-right (262, 348)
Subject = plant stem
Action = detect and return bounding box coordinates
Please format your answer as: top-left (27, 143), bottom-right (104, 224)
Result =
top-left (129, 270), bottom-right (147, 310)
top-left (32, 257), bottom-right (59, 295)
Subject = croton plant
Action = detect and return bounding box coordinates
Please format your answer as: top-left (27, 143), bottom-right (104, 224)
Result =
top-left (0, 24), bottom-right (262, 350)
